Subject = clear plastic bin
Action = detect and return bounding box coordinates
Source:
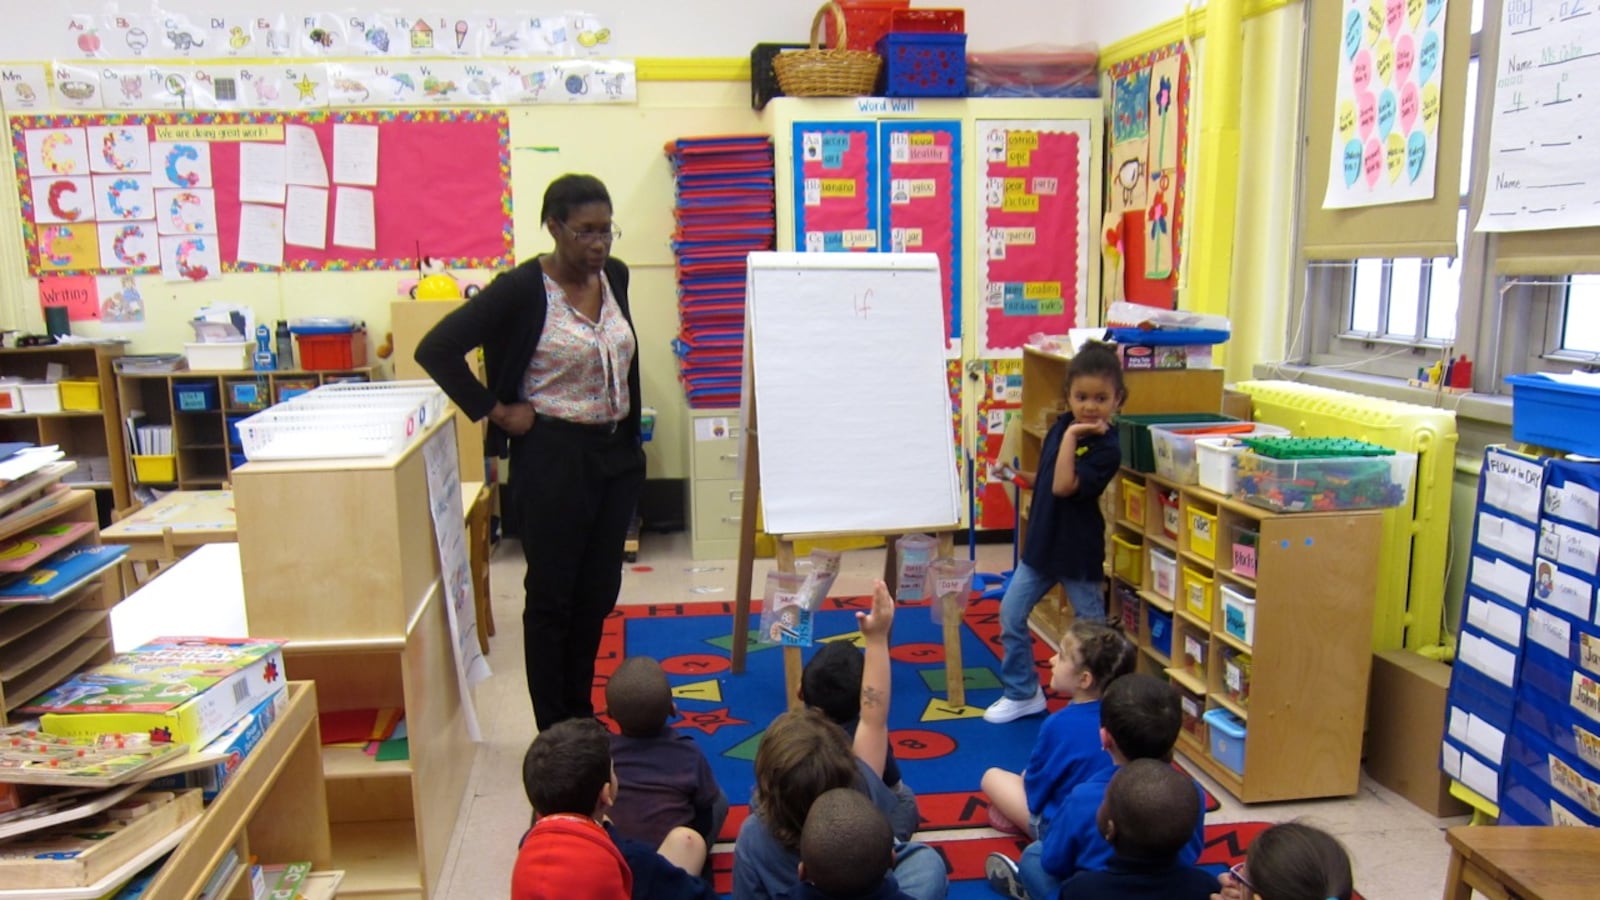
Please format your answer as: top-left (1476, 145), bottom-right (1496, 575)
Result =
top-left (1152, 423), bottom-right (1289, 485)
top-left (1233, 450), bottom-right (1417, 512)
top-left (1204, 708), bottom-right (1247, 776)
top-left (1180, 629), bottom-right (1209, 677)
top-left (966, 45), bottom-right (1099, 98)
top-left (1117, 584), bottom-right (1141, 639)
top-left (1177, 682), bottom-right (1206, 742)
top-left (1222, 646), bottom-right (1253, 706)
top-left (1221, 584), bottom-right (1257, 644)
top-left (1149, 547), bottom-right (1178, 600)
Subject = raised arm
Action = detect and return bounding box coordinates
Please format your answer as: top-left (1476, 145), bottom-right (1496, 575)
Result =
top-left (853, 580), bottom-right (894, 778)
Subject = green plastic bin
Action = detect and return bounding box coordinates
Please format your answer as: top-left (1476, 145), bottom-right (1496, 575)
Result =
top-left (1117, 413), bottom-right (1239, 473)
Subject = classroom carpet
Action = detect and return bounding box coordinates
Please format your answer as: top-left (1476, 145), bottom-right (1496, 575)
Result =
top-left (593, 594), bottom-right (1217, 845)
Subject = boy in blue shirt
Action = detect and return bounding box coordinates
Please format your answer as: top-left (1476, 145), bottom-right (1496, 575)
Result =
top-left (986, 673), bottom-right (1206, 900)
top-left (1055, 759), bottom-right (1219, 899)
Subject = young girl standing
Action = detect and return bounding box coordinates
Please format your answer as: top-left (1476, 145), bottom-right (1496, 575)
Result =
top-left (985, 341), bottom-right (1127, 724)
top-left (980, 620), bottom-right (1136, 836)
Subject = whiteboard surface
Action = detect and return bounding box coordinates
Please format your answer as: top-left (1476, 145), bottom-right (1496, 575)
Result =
top-left (747, 252), bottom-right (960, 535)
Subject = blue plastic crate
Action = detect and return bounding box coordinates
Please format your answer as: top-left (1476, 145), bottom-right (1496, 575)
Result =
top-left (1203, 708), bottom-right (1247, 776)
top-left (1148, 607), bottom-right (1173, 659)
top-left (173, 381), bottom-right (219, 412)
top-left (880, 32), bottom-right (967, 97)
top-left (1506, 374), bottom-right (1600, 456)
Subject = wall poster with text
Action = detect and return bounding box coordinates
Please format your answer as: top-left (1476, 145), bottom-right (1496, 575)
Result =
top-left (880, 121), bottom-right (962, 352)
top-left (793, 121), bottom-right (878, 253)
top-left (976, 119), bottom-right (1090, 357)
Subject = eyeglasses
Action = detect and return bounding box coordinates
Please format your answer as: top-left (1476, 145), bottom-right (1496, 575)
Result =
top-left (1228, 862), bottom-right (1255, 893)
top-left (558, 221), bottom-right (622, 244)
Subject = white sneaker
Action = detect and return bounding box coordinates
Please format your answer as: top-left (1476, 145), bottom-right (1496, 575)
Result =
top-left (985, 852), bottom-right (1028, 899)
top-left (983, 688), bottom-right (1046, 724)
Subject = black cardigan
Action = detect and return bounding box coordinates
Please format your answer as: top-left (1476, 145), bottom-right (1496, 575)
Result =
top-left (413, 255), bottom-right (641, 456)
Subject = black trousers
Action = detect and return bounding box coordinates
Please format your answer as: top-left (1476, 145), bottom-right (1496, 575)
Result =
top-left (510, 420), bottom-right (645, 731)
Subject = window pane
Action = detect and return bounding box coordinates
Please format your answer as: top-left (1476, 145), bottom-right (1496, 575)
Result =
top-left (1351, 259), bottom-right (1384, 332)
top-left (1388, 258), bottom-right (1423, 337)
top-left (1461, 58), bottom-right (1479, 197)
top-left (1426, 211), bottom-right (1467, 341)
top-left (1564, 275), bottom-right (1600, 354)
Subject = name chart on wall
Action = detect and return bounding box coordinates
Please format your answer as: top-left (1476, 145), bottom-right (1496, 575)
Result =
top-left (1479, 0), bottom-right (1600, 231)
top-left (421, 424), bottom-right (490, 743)
top-left (1322, 0), bottom-right (1449, 209)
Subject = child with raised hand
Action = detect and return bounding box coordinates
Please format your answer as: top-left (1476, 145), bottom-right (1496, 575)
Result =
top-left (605, 655), bottom-right (728, 849)
top-left (980, 620), bottom-right (1136, 836)
top-left (733, 581), bottom-right (948, 900)
top-left (1058, 758), bottom-right (1220, 899)
top-left (1214, 822), bottom-right (1354, 900)
top-left (800, 641), bottom-right (918, 840)
top-left (985, 341), bottom-right (1127, 725)
top-left (796, 788), bottom-right (916, 900)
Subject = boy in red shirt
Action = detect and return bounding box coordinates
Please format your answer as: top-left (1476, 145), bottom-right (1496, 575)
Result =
top-left (513, 719), bottom-right (631, 900)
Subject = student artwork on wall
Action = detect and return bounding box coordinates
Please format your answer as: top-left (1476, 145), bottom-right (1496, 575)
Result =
top-left (794, 122), bottom-right (879, 255)
top-left (11, 109), bottom-right (512, 277)
top-left (1478, 3), bottom-right (1600, 231)
top-left (975, 359), bottom-right (1022, 529)
top-left (1103, 42), bottom-right (1190, 310)
top-left (881, 122), bottom-right (962, 349)
top-left (1322, 0), bottom-right (1448, 209)
top-left (976, 119), bottom-right (1090, 357)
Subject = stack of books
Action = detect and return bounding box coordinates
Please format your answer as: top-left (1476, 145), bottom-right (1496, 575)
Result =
top-left (665, 135), bottom-right (776, 409)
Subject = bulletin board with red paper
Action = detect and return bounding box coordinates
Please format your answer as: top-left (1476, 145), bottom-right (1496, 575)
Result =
top-left (976, 120), bottom-right (1091, 357)
top-left (11, 109), bottom-right (512, 279)
top-left (975, 358), bottom-right (1023, 529)
top-left (881, 121), bottom-right (962, 348)
top-left (793, 122), bottom-right (878, 254)
top-left (1104, 42), bottom-right (1190, 310)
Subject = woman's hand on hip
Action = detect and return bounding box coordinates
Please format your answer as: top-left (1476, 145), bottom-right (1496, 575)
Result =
top-left (490, 401), bottom-right (536, 436)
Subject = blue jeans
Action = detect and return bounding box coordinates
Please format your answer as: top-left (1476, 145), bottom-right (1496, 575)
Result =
top-left (1018, 840), bottom-right (1062, 900)
top-left (998, 561), bottom-right (1105, 700)
top-left (892, 840), bottom-right (949, 899)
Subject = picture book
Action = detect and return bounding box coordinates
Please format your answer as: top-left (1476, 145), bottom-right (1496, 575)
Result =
top-left (0, 520), bottom-right (93, 572)
top-left (143, 689), bottom-right (288, 802)
top-left (0, 781), bottom-right (144, 842)
top-left (0, 726), bottom-right (190, 787)
top-left (0, 788), bottom-right (201, 889)
top-left (252, 860), bottom-right (313, 900)
top-left (0, 543), bottom-right (129, 604)
top-left (0, 461), bottom-right (74, 518)
top-left (20, 637), bottom-right (288, 748)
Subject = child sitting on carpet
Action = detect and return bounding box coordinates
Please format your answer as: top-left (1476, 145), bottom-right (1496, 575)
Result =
top-left (1213, 822), bottom-right (1354, 900)
top-left (732, 581), bottom-right (949, 900)
top-left (605, 656), bottom-right (728, 848)
top-left (986, 673), bottom-right (1207, 900)
top-left (515, 718), bottom-right (714, 900)
top-left (1055, 759), bottom-right (1219, 899)
top-left (801, 640), bottom-right (919, 839)
top-left (980, 620), bottom-right (1136, 837)
top-left (795, 788), bottom-right (916, 900)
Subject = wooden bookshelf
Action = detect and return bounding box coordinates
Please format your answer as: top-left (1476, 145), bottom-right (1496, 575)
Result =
top-left (0, 344), bottom-right (129, 513)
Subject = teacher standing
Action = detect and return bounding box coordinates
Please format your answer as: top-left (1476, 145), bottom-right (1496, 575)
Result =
top-left (415, 173), bottom-right (645, 732)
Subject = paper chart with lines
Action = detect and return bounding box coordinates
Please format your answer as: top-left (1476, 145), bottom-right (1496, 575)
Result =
top-left (1479, 0), bottom-right (1600, 231)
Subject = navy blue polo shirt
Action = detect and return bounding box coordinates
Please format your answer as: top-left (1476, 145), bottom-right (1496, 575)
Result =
top-left (1020, 414), bottom-right (1122, 581)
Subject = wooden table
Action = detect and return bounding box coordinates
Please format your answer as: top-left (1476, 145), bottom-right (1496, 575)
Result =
top-left (1442, 825), bottom-right (1600, 900)
top-left (104, 484), bottom-right (497, 653)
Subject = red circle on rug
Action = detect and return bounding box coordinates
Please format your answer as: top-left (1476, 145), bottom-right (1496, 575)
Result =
top-left (891, 643), bottom-right (946, 663)
top-left (661, 654), bottom-right (731, 676)
top-left (890, 729), bottom-right (956, 760)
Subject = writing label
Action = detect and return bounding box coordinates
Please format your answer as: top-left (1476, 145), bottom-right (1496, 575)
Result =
top-left (899, 227), bottom-right (923, 248)
top-left (908, 179), bottom-right (937, 198)
top-left (1583, 634), bottom-right (1600, 676)
top-left (819, 179), bottom-right (857, 198)
top-left (906, 145), bottom-right (949, 163)
top-left (1032, 177), bottom-right (1059, 195)
top-left (155, 124), bottom-right (285, 141)
top-left (841, 229), bottom-right (877, 249)
top-left (908, 133), bottom-right (935, 145)
top-left (1575, 723), bottom-right (1600, 770)
top-left (1023, 281), bottom-right (1061, 299)
top-left (1002, 297), bottom-right (1040, 315)
top-left (819, 134), bottom-right (851, 153)
top-left (1003, 178), bottom-right (1028, 196)
top-left (1006, 148), bottom-right (1032, 168)
top-left (1002, 227), bottom-right (1036, 245)
top-left (1570, 670), bottom-right (1600, 725)
top-left (1002, 193), bottom-right (1040, 212)
top-left (1006, 131), bottom-right (1039, 151)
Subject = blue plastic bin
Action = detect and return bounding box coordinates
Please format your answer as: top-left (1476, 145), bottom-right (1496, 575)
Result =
top-left (1203, 708), bottom-right (1247, 776)
top-left (1506, 374), bottom-right (1600, 456)
top-left (226, 415), bottom-right (247, 447)
top-left (880, 32), bottom-right (968, 97)
top-left (1148, 608), bottom-right (1173, 659)
top-left (174, 381), bottom-right (219, 412)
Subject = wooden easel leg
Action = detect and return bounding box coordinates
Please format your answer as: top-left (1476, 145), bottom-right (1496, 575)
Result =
top-left (776, 538), bottom-right (802, 712)
top-left (935, 532), bottom-right (964, 708)
top-left (731, 405), bottom-right (762, 675)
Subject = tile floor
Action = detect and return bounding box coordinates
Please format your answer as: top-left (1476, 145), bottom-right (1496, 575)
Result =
top-left (433, 533), bottom-right (1467, 899)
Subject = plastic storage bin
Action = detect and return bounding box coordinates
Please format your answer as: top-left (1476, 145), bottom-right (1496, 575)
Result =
top-left (1120, 477), bottom-right (1146, 525)
top-left (1149, 547), bottom-right (1178, 600)
top-left (890, 7), bottom-right (964, 31)
top-left (18, 382), bottom-right (60, 413)
top-left (59, 379), bottom-right (102, 411)
top-left (132, 454), bottom-right (176, 483)
top-left (1181, 566), bottom-right (1215, 620)
top-left (1506, 373), bottom-right (1600, 457)
top-left (1232, 437), bottom-right (1416, 512)
top-left (1158, 488), bottom-right (1181, 539)
top-left (1203, 708), bottom-right (1247, 776)
top-left (1229, 524), bottom-right (1259, 579)
top-left (880, 32), bottom-right (967, 96)
top-left (1117, 584), bottom-right (1140, 639)
top-left (1112, 534), bottom-right (1144, 585)
top-left (966, 46), bottom-right (1100, 98)
top-left (294, 331), bottom-right (368, 371)
top-left (1152, 423), bottom-right (1288, 485)
top-left (1119, 414), bottom-right (1240, 473)
top-left (832, 0), bottom-right (908, 52)
top-left (1148, 607), bottom-right (1174, 659)
top-left (1177, 683), bottom-right (1206, 742)
top-left (185, 341), bottom-right (250, 371)
top-left (1186, 508), bottom-right (1218, 559)
top-left (174, 381), bottom-right (220, 412)
top-left (1221, 646), bottom-right (1253, 707)
top-left (226, 380), bottom-right (269, 411)
top-left (1180, 630), bottom-right (1209, 677)
top-left (226, 415), bottom-right (248, 447)
top-left (1220, 584), bottom-right (1257, 644)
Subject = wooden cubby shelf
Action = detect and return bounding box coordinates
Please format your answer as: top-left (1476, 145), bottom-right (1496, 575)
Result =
top-left (0, 344), bottom-right (130, 515)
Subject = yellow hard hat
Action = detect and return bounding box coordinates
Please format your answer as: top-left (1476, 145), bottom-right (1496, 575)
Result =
top-left (414, 273), bottom-right (462, 301)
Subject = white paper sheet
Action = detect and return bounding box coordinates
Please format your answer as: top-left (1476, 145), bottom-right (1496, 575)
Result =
top-left (1467, 594), bottom-right (1524, 649)
top-left (154, 188), bottom-right (217, 236)
top-left (1483, 447), bottom-right (1543, 522)
top-left (332, 185), bottom-right (375, 249)
top-left (158, 234), bottom-right (220, 282)
top-left (1547, 480), bottom-right (1600, 529)
top-left (284, 124), bottom-right (329, 187)
top-left (150, 140), bottom-right (213, 188)
top-left (238, 142), bottom-right (286, 204)
top-left (1461, 631), bottom-right (1517, 687)
top-left (1465, 713), bottom-right (1507, 766)
top-left (1470, 555), bottom-right (1531, 607)
top-left (1480, 511), bottom-right (1536, 563)
top-left (284, 185), bottom-right (328, 249)
top-left (1527, 606), bottom-right (1571, 656)
top-left (236, 203), bottom-right (285, 267)
top-left (332, 122), bottom-right (378, 185)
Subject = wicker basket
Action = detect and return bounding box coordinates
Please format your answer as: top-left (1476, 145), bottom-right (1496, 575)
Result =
top-left (772, 3), bottom-right (882, 97)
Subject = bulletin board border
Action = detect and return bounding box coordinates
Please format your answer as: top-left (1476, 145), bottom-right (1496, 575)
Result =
top-left (10, 108), bottom-right (514, 277)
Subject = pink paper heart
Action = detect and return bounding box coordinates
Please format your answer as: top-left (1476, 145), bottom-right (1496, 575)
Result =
top-left (1353, 49), bottom-right (1374, 91)
top-left (1399, 82), bottom-right (1420, 134)
top-left (1364, 139), bottom-right (1383, 189)
top-left (1357, 90), bottom-right (1378, 140)
top-left (1394, 33), bottom-right (1416, 84)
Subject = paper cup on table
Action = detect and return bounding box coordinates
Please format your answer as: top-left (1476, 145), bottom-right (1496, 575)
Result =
top-left (928, 557), bottom-right (976, 624)
top-left (895, 533), bottom-right (938, 601)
